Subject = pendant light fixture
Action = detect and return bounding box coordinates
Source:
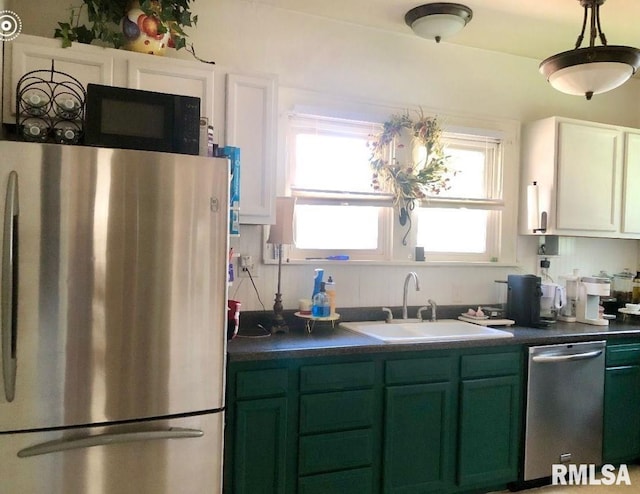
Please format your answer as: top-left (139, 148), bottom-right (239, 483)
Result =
top-left (405, 3), bottom-right (473, 43)
top-left (540, 0), bottom-right (640, 100)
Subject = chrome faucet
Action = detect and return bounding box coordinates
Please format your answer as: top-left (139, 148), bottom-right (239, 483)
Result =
top-left (418, 299), bottom-right (438, 322)
top-left (402, 272), bottom-right (420, 319)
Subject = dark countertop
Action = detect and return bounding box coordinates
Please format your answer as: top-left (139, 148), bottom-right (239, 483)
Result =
top-left (227, 313), bottom-right (640, 362)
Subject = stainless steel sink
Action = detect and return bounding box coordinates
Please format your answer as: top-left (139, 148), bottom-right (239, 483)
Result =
top-left (340, 319), bottom-right (514, 343)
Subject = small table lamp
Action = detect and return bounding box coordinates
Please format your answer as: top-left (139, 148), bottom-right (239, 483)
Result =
top-left (266, 197), bottom-right (295, 333)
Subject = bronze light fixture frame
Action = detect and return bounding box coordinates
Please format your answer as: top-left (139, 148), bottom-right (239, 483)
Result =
top-left (539, 0), bottom-right (640, 100)
top-left (405, 3), bottom-right (473, 43)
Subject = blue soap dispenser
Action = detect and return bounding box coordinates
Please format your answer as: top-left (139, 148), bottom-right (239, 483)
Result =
top-left (311, 268), bottom-right (324, 299)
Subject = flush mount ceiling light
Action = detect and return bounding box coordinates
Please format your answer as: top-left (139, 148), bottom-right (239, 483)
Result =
top-left (405, 3), bottom-right (473, 43)
top-left (540, 0), bottom-right (640, 100)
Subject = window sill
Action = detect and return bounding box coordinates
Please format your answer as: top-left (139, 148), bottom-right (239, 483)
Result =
top-left (266, 258), bottom-right (519, 268)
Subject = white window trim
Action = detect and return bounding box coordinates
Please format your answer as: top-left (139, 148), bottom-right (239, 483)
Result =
top-left (271, 106), bottom-right (520, 266)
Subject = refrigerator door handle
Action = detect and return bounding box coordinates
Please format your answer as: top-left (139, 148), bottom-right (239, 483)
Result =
top-left (2, 170), bottom-right (18, 403)
top-left (17, 427), bottom-right (204, 457)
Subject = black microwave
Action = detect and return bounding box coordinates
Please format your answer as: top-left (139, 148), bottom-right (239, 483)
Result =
top-left (84, 84), bottom-right (200, 155)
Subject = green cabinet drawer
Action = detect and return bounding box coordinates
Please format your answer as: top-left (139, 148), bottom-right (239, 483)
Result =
top-left (385, 356), bottom-right (453, 385)
top-left (460, 352), bottom-right (520, 379)
top-left (299, 429), bottom-right (373, 476)
top-left (300, 361), bottom-right (375, 392)
top-left (236, 368), bottom-right (288, 399)
top-left (606, 343), bottom-right (640, 367)
top-left (300, 389), bottom-right (374, 434)
top-left (298, 467), bottom-right (374, 494)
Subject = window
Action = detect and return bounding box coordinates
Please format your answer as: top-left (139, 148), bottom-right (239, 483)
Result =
top-left (285, 112), bottom-right (517, 264)
top-left (416, 133), bottom-right (504, 262)
top-left (287, 114), bottom-right (391, 260)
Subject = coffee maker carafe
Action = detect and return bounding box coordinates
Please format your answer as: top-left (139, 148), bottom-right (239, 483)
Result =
top-left (540, 282), bottom-right (566, 323)
top-left (558, 271), bottom-right (579, 322)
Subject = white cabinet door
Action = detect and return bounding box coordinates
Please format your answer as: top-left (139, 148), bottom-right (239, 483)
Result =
top-left (225, 73), bottom-right (277, 224)
top-left (127, 58), bottom-right (215, 122)
top-left (622, 132), bottom-right (640, 234)
top-left (4, 36), bottom-right (115, 123)
top-left (555, 121), bottom-right (621, 233)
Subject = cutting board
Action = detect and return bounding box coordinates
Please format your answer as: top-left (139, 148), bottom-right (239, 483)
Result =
top-left (458, 315), bottom-right (515, 326)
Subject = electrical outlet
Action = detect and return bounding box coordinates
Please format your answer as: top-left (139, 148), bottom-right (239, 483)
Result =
top-left (237, 255), bottom-right (258, 278)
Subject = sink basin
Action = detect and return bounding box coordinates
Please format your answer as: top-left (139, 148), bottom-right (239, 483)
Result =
top-left (340, 319), bottom-right (514, 343)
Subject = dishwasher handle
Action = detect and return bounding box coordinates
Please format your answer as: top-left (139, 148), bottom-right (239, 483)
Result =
top-left (531, 349), bottom-right (603, 363)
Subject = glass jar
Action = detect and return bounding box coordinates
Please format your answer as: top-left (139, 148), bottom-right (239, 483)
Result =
top-left (53, 121), bottom-right (81, 145)
top-left (612, 268), bottom-right (634, 304)
top-left (633, 272), bottom-right (640, 305)
top-left (21, 91), bottom-right (50, 117)
top-left (21, 118), bottom-right (49, 142)
top-left (53, 95), bottom-right (81, 120)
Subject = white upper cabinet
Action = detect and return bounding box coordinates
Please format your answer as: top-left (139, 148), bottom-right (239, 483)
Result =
top-left (225, 73), bottom-right (277, 224)
top-left (126, 57), bottom-right (215, 120)
top-left (520, 116), bottom-right (639, 238)
top-left (622, 131), bottom-right (640, 235)
top-left (4, 34), bottom-right (215, 124)
top-left (555, 121), bottom-right (620, 233)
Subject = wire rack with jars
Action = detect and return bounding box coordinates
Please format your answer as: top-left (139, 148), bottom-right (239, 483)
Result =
top-left (15, 62), bottom-right (86, 145)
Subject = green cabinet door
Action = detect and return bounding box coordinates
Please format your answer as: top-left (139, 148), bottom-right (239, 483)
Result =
top-left (457, 375), bottom-right (521, 489)
top-left (233, 397), bottom-right (289, 494)
top-left (603, 365), bottom-right (640, 463)
top-left (383, 382), bottom-right (454, 493)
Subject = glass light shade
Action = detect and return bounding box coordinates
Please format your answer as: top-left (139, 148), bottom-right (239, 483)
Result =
top-left (540, 43), bottom-right (640, 99)
top-left (409, 14), bottom-right (467, 40)
top-left (547, 61), bottom-right (633, 97)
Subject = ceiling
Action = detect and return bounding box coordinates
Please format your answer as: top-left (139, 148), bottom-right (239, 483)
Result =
top-left (252, 0), bottom-right (640, 62)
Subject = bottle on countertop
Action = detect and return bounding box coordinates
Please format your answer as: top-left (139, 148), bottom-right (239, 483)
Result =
top-left (312, 282), bottom-right (330, 317)
top-left (633, 271), bottom-right (640, 304)
top-left (311, 268), bottom-right (324, 300)
top-left (325, 276), bottom-right (336, 315)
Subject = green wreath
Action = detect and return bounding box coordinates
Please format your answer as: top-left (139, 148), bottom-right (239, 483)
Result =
top-left (369, 110), bottom-right (450, 210)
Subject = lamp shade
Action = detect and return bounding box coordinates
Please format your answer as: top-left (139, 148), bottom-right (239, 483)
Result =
top-left (266, 197), bottom-right (295, 245)
top-left (405, 3), bottom-right (473, 43)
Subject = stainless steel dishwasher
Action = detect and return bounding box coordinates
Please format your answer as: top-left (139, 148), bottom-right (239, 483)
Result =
top-left (524, 340), bottom-right (605, 481)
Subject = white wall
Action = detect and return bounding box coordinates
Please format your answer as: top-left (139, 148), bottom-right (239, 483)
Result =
top-left (11, 0), bottom-right (640, 311)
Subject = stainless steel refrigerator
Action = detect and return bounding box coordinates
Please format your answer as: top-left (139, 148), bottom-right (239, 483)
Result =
top-left (0, 141), bottom-right (229, 493)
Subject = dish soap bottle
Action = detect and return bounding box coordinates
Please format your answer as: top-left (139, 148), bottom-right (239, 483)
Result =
top-left (325, 276), bottom-right (336, 315)
top-left (311, 268), bottom-right (324, 300)
top-left (312, 282), bottom-right (330, 317)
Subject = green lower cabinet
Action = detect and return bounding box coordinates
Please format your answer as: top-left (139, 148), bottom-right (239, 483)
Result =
top-left (603, 365), bottom-right (640, 463)
top-left (233, 397), bottom-right (289, 494)
top-left (384, 382), bottom-right (454, 493)
top-left (603, 342), bottom-right (640, 464)
top-left (457, 375), bottom-right (521, 489)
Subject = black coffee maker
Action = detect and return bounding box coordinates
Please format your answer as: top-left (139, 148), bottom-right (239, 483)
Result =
top-left (506, 274), bottom-right (545, 327)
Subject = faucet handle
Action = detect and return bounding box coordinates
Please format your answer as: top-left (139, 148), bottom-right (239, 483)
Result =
top-left (428, 299), bottom-right (437, 322)
top-left (417, 306), bottom-right (429, 321)
top-left (382, 307), bottom-right (393, 323)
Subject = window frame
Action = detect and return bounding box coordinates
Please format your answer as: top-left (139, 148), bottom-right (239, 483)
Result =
top-left (415, 132), bottom-right (505, 262)
top-left (275, 109), bottom-right (519, 266)
top-left (285, 113), bottom-right (394, 261)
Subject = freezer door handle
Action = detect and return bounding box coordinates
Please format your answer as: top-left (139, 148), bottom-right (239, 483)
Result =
top-left (531, 349), bottom-right (603, 363)
top-left (2, 170), bottom-right (18, 402)
top-left (17, 427), bottom-right (204, 457)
